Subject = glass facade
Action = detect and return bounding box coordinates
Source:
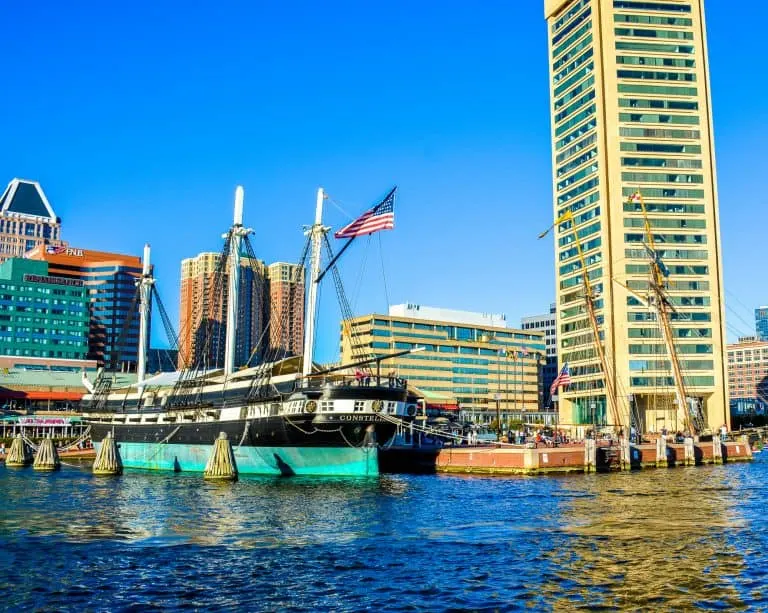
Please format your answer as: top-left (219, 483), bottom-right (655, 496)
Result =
top-left (0, 259), bottom-right (89, 360)
top-left (340, 314), bottom-right (545, 423)
top-left (756, 307), bottom-right (768, 342)
top-left (546, 0), bottom-right (727, 433)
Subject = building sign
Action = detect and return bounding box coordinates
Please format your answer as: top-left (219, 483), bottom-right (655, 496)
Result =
top-left (24, 274), bottom-right (84, 287)
top-left (46, 246), bottom-right (84, 257)
top-left (19, 417), bottom-right (72, 426)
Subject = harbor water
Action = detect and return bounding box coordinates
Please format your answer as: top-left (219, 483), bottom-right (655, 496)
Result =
top-left (2, 456), bottom-right (768, 611)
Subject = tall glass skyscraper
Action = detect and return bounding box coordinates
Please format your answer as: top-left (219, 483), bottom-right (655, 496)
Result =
top-left (545, 0), bottom-right (728, 433)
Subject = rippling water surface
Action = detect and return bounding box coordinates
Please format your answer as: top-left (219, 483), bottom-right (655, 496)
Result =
top-left (2, 455), bottom-right (767, 611)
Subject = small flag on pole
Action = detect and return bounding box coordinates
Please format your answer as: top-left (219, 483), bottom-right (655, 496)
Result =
top-left (334, 188), bottom-right (396, 239)
top-left (629, 191), bottom-right (642, 204)
top-left (549, 362), bottom-right (571, 397)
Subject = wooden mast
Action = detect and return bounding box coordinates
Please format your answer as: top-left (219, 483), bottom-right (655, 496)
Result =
top-left (540, 211), bottom-right (622, 433)
top-left (630, 190), bottom-right (699, 435)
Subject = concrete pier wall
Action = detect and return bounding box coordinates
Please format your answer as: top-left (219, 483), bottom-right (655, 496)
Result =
top-left (433, 440), bottom-right (753, 476)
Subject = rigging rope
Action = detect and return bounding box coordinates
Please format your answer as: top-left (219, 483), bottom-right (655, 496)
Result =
top-left (377, 232), bottom-right (391, 310)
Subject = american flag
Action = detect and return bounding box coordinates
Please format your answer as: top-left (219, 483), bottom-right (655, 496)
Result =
top-left (549, 362), bottom-right (571, 397)
top-left (629, 191), bottom-right (642, 204)
top-left (46, 245), bottom-right (67, 255)
top-left (334, 188), bottom-right (396, 239)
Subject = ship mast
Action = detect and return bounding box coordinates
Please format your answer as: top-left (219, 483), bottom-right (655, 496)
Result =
top-left (632, 191), bottom-right (699, 435)
top-left (224, 186), bottom-right (252, 377)
top-left (136, 242), bottom-right (153, 392)
top-left (540, 211), bottom-right (622, 433)
top-left (302, 188), bottom-right (329, 378)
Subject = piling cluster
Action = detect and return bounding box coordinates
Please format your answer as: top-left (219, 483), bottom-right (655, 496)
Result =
top-left (5, 434), bottom-right (32, 467)
top-left (203, 432), bottom-right (238, 481)
top-left (92, 431), bottom-right (122, 476)
top-left (33, 437), bottom-right (61, 471)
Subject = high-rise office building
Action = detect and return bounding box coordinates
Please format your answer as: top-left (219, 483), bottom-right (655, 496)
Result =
top-left (0, 178), bottom-right (64, 261)
top-left (0, 258), bottom-right (89, 360)
top-left (27, 245), bottom-right (146, 370)
top-left (178, 252), bottom-right (268, 369)
top-left (756, 307), bottom-right (768, 342)
top-left (522, 303), bottom-right (558, 405)
top-left (266, 262), bottom-right (304, 357)
top-left (545, 0), bottom-right (727, 433)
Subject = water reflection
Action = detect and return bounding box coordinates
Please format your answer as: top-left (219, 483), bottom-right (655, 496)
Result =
top-left (544, 466), bottom-right (751, 610)
top-left (1, 459), bottom-right (767, 610)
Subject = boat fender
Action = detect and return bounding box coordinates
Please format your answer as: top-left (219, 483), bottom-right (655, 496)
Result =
top-left (305, 400), bottom-right (317, 414)
top-left (372, 400), bottom-right (383, 413)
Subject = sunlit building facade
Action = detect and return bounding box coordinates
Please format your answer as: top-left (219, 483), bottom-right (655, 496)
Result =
top-left (178, 252), bottom-right (268, 369)
top-left (27, 245), bottom-right (146, 370)
top-left (522, 303), bottom-right (559, 406)
top-left (727, 338), bottom-right (768, 421)
top-left (0, 258), bottom-right (89, 360)
top-left (0, 178), bottom-right (64, 261)
top-left (545, 0), bottom-right (727, 433)
top-left (340, 306), bottom-right (545, 424)
top-left (266, 262), bottom-right (304, 358)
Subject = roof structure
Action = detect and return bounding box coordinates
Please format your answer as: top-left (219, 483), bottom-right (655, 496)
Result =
top-left (0, 178), bottom-right (57, 220)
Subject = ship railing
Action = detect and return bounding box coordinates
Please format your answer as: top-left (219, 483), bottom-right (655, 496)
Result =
top-left (302, 374), bottom-right (408, 390)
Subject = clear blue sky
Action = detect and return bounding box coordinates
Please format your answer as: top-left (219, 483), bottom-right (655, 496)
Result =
top-left (1, 1), bottom-right (764, 362)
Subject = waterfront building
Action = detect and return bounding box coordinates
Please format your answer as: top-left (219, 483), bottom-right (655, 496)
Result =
top-left (267, 262), bottom-right (304, 358)
top-left (522, 303), bottom-right (559, 406)
top-left (756, 307), bottom-right (768, 342)
top-left (340, 304), bottom-right (545, 425)
top-left (0, 258), bottom-right (89, 361)
top-left (727, 337), bottom-right (768, 424)
top-left (26, 245), bottom-right (146, 370)
top-left (544, 0), bottom-right (728, 433)
top-left (178, 252), bottom-right (268, 369)
top-left (0, 178), bottom-right (64, 262)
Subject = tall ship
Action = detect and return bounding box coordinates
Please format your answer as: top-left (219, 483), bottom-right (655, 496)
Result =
top-left (82, 186), bottom-right (416, 476)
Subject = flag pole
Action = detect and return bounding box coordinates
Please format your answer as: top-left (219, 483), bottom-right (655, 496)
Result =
top-left (316, 185), bottom-right (397, 283)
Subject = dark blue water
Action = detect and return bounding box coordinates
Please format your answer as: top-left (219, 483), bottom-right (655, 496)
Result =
top-left (2, 455), bottom-right (767, 611)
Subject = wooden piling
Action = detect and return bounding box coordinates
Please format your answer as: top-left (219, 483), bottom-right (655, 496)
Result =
top-left (712, 435), bottom-right (723, 464)
top-left (5, 434), bottom-right (32, 467)
top-left (620, 437), bottom-right (631, 471)
top-left (93, 432), bottom-right (123, 476)
top-left (204, 432), bottom-right (238, 481)
top-left (656, 436), bottom-right (668, 467)
top-left (33, 437), bottom-right (61, 471)
top-left (683, 437), bottom-right (695, 466)
top-left (584, 438), bottom-right (596, 473)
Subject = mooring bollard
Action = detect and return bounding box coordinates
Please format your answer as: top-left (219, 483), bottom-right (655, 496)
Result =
top-left (712, 434), bottom-right (723, 465)
top-left (5, 433), bottom-right (32, 467)
top-left (204, 432), bottom-right (238, 481)
top-left (620, 437), bottom-right (631, 471)
top-left (33, 437), bottom-right (61, 471)
top-left (93, 432), bottom-right (123, 476)
top-left (684, 437), bottom-right (695, 466)
top-left (584, 438), bottom-right (596, 473)
top-left (656, 436), bottom-right (668, 468)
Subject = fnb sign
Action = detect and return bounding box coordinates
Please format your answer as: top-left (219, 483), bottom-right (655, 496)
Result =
top-left (45, 246), bottom-right (84, 257)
